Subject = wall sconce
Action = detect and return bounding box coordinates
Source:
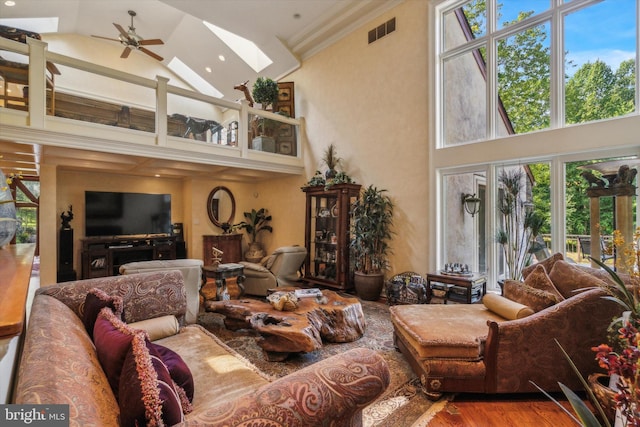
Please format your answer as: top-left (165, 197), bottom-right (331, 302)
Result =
top-left (462, 193), bottom-right (481, 218)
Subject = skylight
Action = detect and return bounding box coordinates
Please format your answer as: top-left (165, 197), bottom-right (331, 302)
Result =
top-left (167, 57), bottom-right (223, 98)
top-left (0, 17), bottom-right (59, 33)
top-left (202, 21), bottom-right (272, 73)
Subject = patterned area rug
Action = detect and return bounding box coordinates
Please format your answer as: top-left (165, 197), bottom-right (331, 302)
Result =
top-left (198, 299), bottom-right (448, 426)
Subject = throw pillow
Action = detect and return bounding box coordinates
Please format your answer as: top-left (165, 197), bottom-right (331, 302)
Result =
top-left (149, 342), bottom-right (195, 403)
top-left (482, 293), bottom-right (534, 319)
top-left (524, 264), bottom-right (565, 302)
top-left (128, 315), bottom-right (180, 341)
top-left (119, 332), bottom-right (185, 427)
top-left (503, 280), bottom-right (559, 312)
top-left (83, 288), bottom-right (124, 339)
top-left (522, 252), bottom-right (564, 279)
top-left (93, 307), bottom-right (138, 398)
top-left (548, 260), bottom-right (608, 299)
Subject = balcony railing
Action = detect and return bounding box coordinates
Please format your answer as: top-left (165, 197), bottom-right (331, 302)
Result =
top-left (0, 36), bottom-right (303, 174)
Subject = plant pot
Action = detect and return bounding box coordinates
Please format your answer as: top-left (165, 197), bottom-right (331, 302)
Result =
top-left (588, 373), bottom-right (618, 423)
top-left (354, 271), bottom-right (385, 301)
top-left (245, 241), bottom-right (266, 263)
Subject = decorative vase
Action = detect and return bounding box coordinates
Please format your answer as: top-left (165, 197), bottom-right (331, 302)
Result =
top-left (325, 168), bottom-right (337, 179)
top-left (245, 241), bottom-right (266, 263)
top-left (588, 373), bottom-right (618, 423)
top-left (0, 169), bottom-right (18, 248)
top-left (354, 271), bottom-right (385, 301)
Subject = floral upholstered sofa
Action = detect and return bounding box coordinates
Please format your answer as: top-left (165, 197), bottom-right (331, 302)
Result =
top-left (390, 253), bottom-right (626, 399)
top-left (14, 270), bottom-right (390, 426)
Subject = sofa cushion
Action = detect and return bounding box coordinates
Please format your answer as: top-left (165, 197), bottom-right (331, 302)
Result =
top-left (94, 307), bottom-right (139, 399)
top-left (503, 280), bottom-right (558, 312)
top-left (155, 325), bottom-right (271, 415)
top-left (389, 304), bottom-right (505, 359)
top-left (13, 295), bottom-right (120, 426)
top-left (523, 264), bottom-right (565, 302)
top-left (548, 260), bottom-right (608, 298)
top-left (482, 293), bottom-right (534, 320)
top-left (129, 315), bottom-right (180, 341)
top-left (522, 252), bottom-right (564, 278)
top-left (83, 288), bottom-right (124, 339)
top-left (119, 333), bottom-right (185, 426)
top-left (150, 342), bottom-right (195, 403)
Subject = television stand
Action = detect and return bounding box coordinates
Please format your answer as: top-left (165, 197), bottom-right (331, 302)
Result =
top-left (81, 235), bottom-right (177, 279)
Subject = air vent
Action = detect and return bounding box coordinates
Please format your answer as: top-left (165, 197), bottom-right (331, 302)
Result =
top-left (368, 17), bottom-right (396, 44)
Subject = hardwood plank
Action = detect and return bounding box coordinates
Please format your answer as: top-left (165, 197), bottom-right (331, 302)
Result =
top-left (428, 393), bottom-right (593, 426)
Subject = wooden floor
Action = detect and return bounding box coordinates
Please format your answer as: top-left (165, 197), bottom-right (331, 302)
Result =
top-left (427, 392), bottom-right (592, 426)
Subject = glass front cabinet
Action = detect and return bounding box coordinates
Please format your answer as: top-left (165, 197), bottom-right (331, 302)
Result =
top-left (302, 183), bottom-right (361, 290)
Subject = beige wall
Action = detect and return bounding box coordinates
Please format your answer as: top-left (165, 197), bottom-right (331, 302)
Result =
top-left (283, 0), bottom-right (431, 275)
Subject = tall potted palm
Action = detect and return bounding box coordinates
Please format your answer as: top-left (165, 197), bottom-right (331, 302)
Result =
top-left (497, 169), bottom-right (546, 281)
top-left (350, 185), bottom-right (394, 300)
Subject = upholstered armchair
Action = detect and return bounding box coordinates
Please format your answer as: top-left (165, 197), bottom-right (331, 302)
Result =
top-left (240, 246), bottom-right (307, 296)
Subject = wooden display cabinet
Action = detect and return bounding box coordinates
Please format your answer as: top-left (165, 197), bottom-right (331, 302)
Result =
top-left (302, 183), bottom-right (361, 291)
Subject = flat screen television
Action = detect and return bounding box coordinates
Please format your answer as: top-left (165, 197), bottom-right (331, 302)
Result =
top-left (85, 191), bottom-right (171, 237)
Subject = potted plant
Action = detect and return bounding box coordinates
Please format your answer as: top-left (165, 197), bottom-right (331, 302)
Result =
top-left (234, 208), bottom-right (273, 262)
top-left (250, 77), bottom-right (280, 152)
top-left (496, 168), bottom-right (546, 281)
top-left (322, 143), bottom-right (342, 179)
top-left (350, 185), bottom-right (394, 300)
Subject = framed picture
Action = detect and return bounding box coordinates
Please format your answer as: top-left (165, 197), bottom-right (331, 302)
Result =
top-left (277, 82), bottom-right (295, 118)
top-left (278, 140), bottom-right (293, 155)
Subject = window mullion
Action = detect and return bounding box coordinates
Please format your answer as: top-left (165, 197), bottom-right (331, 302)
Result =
top-left (486, 0), bottom-right (497, 140)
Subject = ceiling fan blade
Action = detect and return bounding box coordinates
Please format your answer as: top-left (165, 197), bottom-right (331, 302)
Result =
top-left (121, 47), bottom-right (132, 59)
top-left (91, 35), bottom-right (121, 42)
top-left (138, 39), bottom-right (164, 46)
top-left (113, 23), bottom-right (129, 38)
top-left (139, 47), bottom-right (163, 62)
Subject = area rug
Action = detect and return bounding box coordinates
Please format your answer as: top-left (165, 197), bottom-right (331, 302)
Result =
top-left (197, 299), bottom-right (449, 426)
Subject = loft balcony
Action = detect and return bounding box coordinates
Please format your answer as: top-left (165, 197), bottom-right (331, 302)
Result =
top-left (0, 36), bottom-right (304, 179)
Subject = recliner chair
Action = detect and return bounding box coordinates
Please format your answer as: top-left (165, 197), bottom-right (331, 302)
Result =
top-left (240, 246), bottom-right (307, 296)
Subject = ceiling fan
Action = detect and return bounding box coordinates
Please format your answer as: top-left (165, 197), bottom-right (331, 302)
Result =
top-left (92, 10), bottom-right (164, 61)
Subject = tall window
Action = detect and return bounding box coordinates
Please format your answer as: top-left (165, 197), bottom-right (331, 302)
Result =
top-left (438, 0), bottom-right (637, 147)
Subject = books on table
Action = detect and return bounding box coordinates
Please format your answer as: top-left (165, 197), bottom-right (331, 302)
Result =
top-left (295, 288), bottom-right (322, 298)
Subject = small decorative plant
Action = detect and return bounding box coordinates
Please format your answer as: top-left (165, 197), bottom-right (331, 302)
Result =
top-left (322, 143), bottom-right (341, 179)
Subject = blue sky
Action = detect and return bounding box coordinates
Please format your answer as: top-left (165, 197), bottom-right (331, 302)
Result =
top-left (500, 0), bottom-right (636, 72)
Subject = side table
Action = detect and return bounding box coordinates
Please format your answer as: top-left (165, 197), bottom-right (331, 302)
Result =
top-left (426, 271), bottom-right (486, 304)
top-left (202, 263), bottom-right (245, 301)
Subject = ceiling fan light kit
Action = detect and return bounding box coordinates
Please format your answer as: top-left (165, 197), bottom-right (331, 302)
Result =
top-left (91, 10), bottom-right (164, 61)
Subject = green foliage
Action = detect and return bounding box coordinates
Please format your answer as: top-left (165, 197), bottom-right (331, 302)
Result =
top-left (351, 185), bottom-right (394, 274)
top-left (234, 208), bottom-right (272, 243)
top-left (252, 77), bottom-right (279, 110)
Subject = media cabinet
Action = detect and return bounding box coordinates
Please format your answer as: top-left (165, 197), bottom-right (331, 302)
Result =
top-left (81, 235), bottom-right (177, 279)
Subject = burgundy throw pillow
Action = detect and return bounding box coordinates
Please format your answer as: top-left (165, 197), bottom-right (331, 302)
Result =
top-left (119, 333), bottom-right (186, 427)
top-left (83, 288), bottom-right (124, 339)
top-left (150, 342), bottom-right (195, 403)
top-left (93, 307), bottom-right (138, 398)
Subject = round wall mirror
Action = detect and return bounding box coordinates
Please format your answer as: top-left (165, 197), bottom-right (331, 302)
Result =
top-left (207, 186), bottom-right (236, 229)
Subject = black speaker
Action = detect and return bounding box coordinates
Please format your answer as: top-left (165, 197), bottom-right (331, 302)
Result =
top-left (58, 228), bottom-right (77, 282)
top-left (176, 241), bottom-right (187, 259)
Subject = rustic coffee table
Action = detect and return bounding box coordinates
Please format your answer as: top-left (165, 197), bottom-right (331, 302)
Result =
top-left (205, 289), bottom-right (366, 361)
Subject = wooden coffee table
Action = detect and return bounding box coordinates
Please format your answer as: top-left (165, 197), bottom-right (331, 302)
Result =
top-left (205, 289), bottom-right (365, 361)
